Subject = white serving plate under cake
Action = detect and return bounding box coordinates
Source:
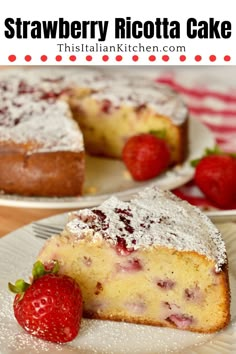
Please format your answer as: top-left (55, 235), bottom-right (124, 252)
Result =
top-left (0, 117), bottom-right (214, 209)
top-left (0, 213), bottom-right (235, 354)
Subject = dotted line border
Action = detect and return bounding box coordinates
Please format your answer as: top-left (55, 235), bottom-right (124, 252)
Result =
top-left (7, 54), bottom-right (232, 63)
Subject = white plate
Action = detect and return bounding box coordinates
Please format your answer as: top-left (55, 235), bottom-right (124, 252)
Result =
top-left (0, 117), bottom-right (215, 209)
top-left (0, 214), bottom-right (235, 354)
top-left (206, 210), bottom-right (236, 223)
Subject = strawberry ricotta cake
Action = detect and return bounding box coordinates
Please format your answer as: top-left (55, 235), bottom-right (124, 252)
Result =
top-left (38, 186), bottom-right (230, 333)
top-left (0, 68), bottom-right (188, 196)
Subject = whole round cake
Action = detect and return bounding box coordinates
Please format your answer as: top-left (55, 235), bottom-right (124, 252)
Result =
top-left (0, 68), bottom-right (188, 196)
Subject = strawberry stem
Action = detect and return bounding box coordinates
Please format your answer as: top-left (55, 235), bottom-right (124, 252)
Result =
top-left (32, 260), bottom-right (47, 280)
top-left (32, 260), bottom-right (59, 280)
top-left (8, 279), bottom-right (30, 294)
top-left (51, 260), bottom-right (60, 274)
top-left (190, 158), bottom-right (201, 167)
top-left (149, 129), bottom-right (167, 139)
top-left (205, 145), bottom-right (223, 156)
top-left (8, 260), bottom-right (60, 297)
top-left (190, 144), bottom-right (236, 167)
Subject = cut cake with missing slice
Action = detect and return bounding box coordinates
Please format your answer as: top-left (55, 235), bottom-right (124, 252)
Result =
top-left (0, 68), bottom-right (188, 197)
top-left (38, 187), bottom-right (230, 333)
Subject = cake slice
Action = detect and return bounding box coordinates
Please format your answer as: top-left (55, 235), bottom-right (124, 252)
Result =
top-left (38, 187), bottom-right (230, 333)
top-left (69, 78), bottom-right (188, 164)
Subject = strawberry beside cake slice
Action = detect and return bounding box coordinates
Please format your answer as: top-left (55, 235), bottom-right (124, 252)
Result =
top-left (70, 78), bottom-right (188, 164)
top-left (38, 186), bottom-right (230, 333)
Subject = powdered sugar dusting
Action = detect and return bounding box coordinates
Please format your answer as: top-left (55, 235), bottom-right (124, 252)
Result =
top-left (0, 69), bottom-right (86, 153)
top-left (92, 78), bottom-right (187, 125)
top-left (0, 68), bottom-right (187, 154)
top-left (0, 98), bottom-right (83, 153)
top-left (0, 289), bottom-right (212, 353)
top-left (0, 67), bottom-right (108, 94)
top-left (0, 67), bottom-right (112, 153)
top-left (67, 187), bottom-right (227, 272)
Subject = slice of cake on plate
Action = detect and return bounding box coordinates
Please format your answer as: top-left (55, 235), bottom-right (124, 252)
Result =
top-left (38, 186), bottom-right (230, 333)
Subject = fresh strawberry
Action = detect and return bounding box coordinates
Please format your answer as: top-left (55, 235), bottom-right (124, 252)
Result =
top-left (194, 154), bottom-right (236, 208)
top-left (122, 133), bottom-right (171, 181)
top-left (8, 261), bottom-right (83, 343)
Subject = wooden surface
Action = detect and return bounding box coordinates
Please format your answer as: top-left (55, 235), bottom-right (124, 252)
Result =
top-left (0, 206), bottom-right (74, 238)
top-left (1, 204), bottom-right (236, 239)
top-left (1, 203), bottom-right (236, 241)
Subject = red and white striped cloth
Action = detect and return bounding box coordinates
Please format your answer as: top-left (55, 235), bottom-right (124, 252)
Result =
top-left (154, 69), bottom-right (236, 211)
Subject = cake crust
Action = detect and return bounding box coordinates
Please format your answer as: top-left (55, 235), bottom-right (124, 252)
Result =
top-left (0, 150), bottom-right (85, 196)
